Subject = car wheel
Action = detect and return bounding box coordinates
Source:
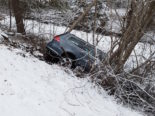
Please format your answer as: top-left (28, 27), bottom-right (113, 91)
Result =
top-left (59, 54), bottom-right (76, 69)
top-left (44, 53), bottom-right (52, 62)
top-left (59, 57), bottom-right (73, 68)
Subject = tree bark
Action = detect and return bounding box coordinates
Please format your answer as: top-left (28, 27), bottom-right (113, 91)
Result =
top-left (110, 1), bottom-right (155, 73)
top-left (126, 0), bottom-right (138, 28)
top-left (9, 0), bottom-right (12, 31)
top-left (12, 0), bottom-right (25, 34)
top-left (68, 0), bottom-right (97, 33)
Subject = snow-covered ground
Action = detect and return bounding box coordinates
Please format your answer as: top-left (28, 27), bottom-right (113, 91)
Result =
top-left (0, 45), bottom-right (143, 116)
top-left (1, 16), bottom-right (154, 71)
top-left (0, 29), bottom-right (8, 42)
top-left (0, 9), bottom-right (153, 116)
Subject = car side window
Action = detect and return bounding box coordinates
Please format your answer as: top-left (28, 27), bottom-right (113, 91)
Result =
top-left (68, 37), bottom-right (95, 57)
top-left (68, 37), bottom-right (86, 49)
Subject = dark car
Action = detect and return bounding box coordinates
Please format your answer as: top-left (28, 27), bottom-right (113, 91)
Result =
top-left (45, 32), bottom-right (106, 71)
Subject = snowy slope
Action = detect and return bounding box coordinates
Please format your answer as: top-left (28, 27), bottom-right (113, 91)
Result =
top-left (0, 45), bottom-right (143, 116)
top-left (0, 29), bottom-right (8, 42)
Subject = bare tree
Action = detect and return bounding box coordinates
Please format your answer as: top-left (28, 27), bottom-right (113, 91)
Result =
top-left (68, 0), bottom-right (97, 33)
top-left (109, 0), bottom-right (155, 73)
top-left (8, 0), bottom-right (12, 31)
top-left (12, 0), bottom-right (25, 34)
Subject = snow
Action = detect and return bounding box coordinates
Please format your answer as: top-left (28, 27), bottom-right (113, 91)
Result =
top-left (0, 16), bottom-right (112, 52)
top-left (105, 8), bottom-right (127, 33)
top-left (1, 16), bottom-right (154, 71)
top-left (1, 15), bottom-right (155, 71)
top-left (0, 29), bottom-right (8, 42)
top-left (125, 42), bottom-right (155, 71)
top-left (0, 45), bottom-right (143, 116)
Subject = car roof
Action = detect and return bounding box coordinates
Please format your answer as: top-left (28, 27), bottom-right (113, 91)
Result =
top-left (56, 32), bottom-right (70, 37)
top-left (58, 32), bottom-right (94, 46)
top-left (56, 33), bottom-right (105, 54)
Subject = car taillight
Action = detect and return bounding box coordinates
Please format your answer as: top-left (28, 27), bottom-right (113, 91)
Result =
top-left (54, 36), bottom-right (60, 42)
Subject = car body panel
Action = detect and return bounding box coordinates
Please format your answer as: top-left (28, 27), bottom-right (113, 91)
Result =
top-left (46, 33), bottom-right (106, 71)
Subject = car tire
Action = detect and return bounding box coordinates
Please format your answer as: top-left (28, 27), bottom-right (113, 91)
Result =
top-left (44, 53), bottom-right (52, 62)
top-left (59, 54), bottom-right (76, 69)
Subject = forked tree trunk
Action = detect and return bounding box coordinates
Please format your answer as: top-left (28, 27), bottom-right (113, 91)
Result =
top-left (110, 0), bottom-right (155, 73)
top-left (12, 0), bottom-right (25, 34)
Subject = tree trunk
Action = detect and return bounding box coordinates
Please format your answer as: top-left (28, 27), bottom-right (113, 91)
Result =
top-left (110, 1), bottom-right (155, 73)
top-left (12, 0), bottom-right (25, 34)
top-left (68, 0), bottom-right (97, 33)
top-left (125, 0), bottom-right (137, 29)
top-left (9, 0), bottom-right (12, 31)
